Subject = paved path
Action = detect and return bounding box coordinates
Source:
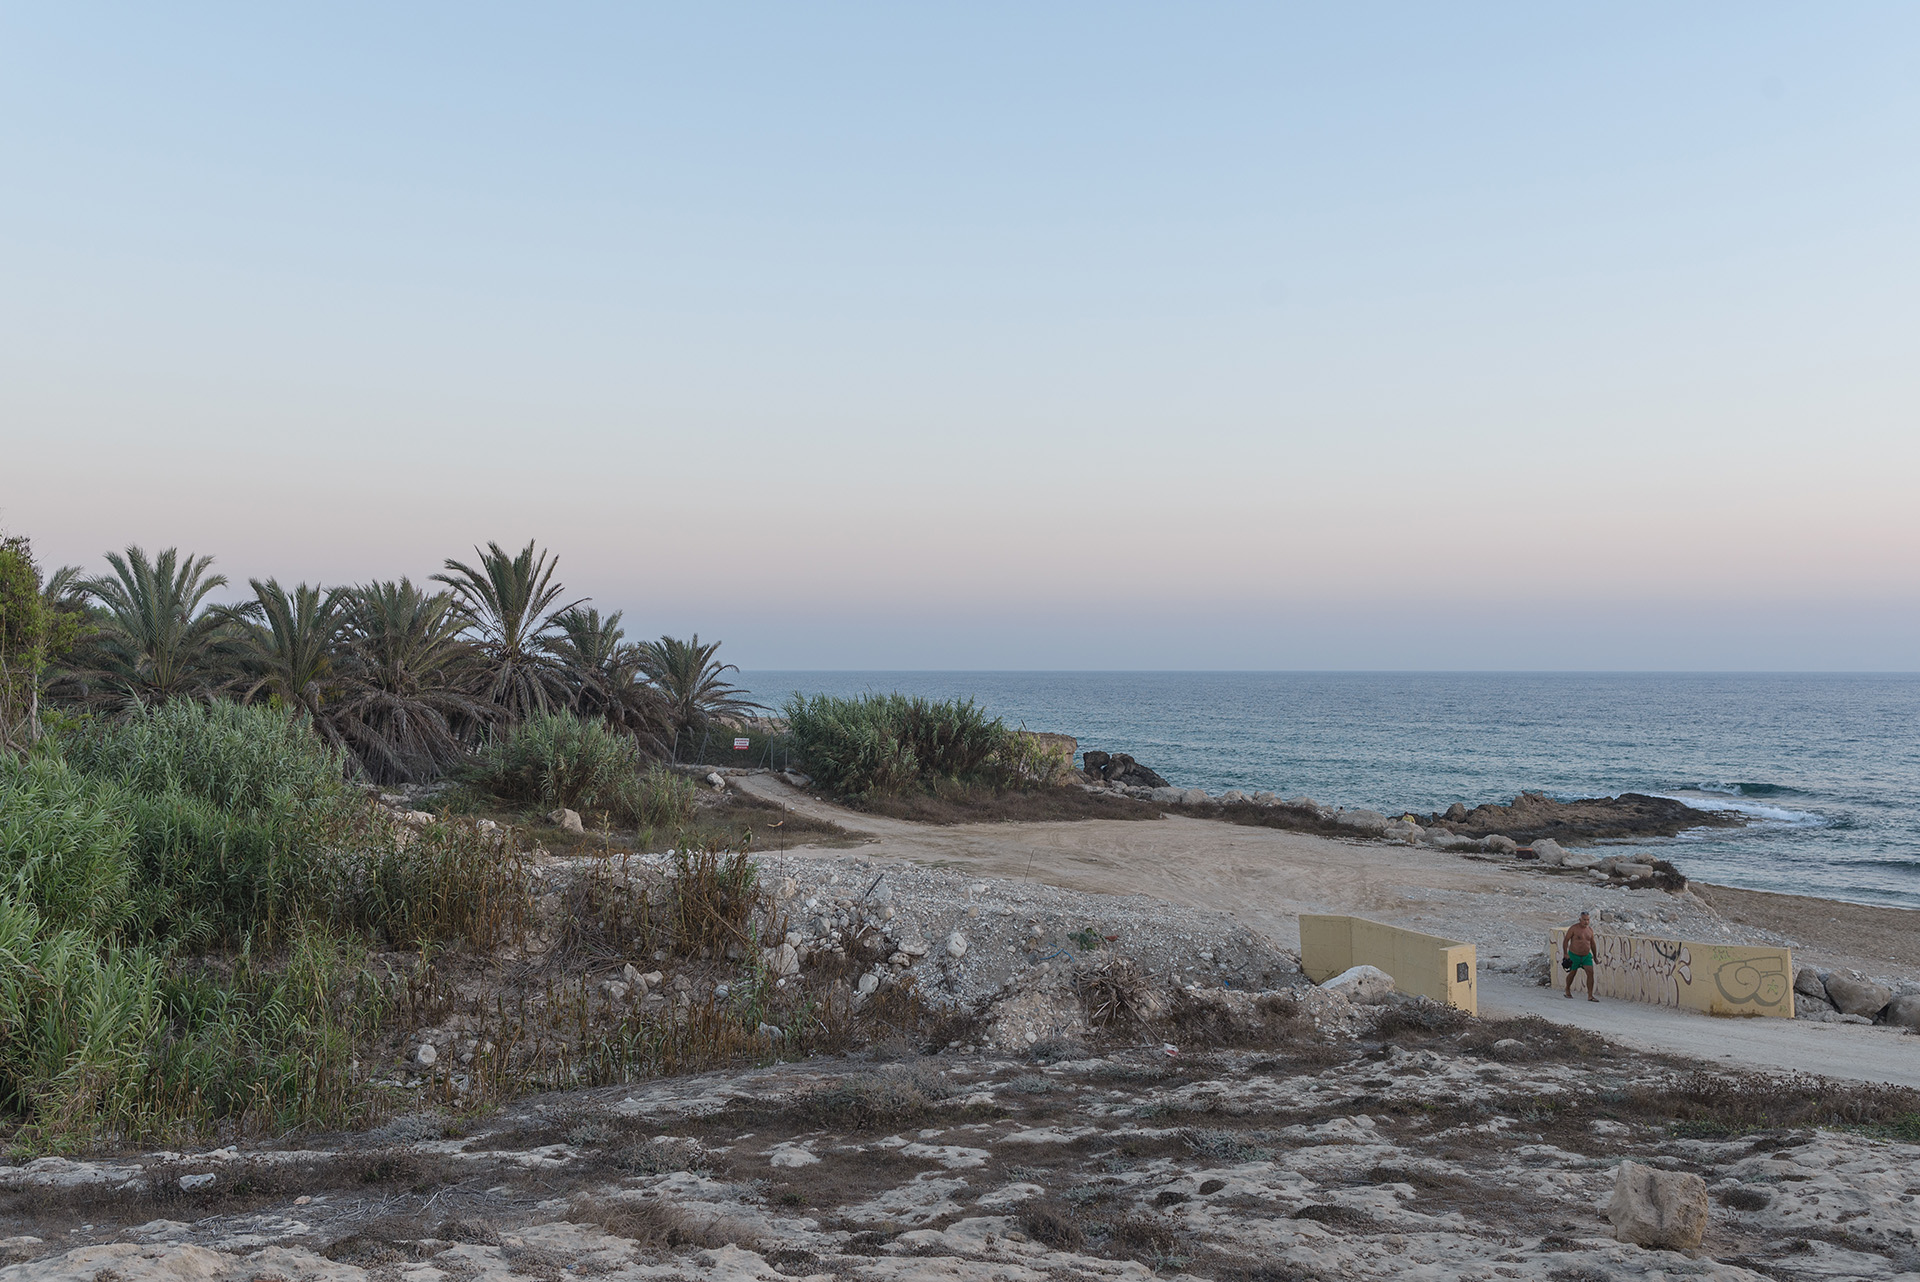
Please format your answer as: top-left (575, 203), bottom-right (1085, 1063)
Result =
top-left (1479, 973), bottom-right (1920, 1088)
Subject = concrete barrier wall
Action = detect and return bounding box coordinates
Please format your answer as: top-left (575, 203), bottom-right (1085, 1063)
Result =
top-left (1550, 927), bottom-right (1794, 1018)
top-left (1301, 914), bottom-right (1477, 1014)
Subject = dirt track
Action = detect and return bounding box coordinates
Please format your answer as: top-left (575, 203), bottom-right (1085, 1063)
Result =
top-left (739, 775), bottom-right (1920, 1086)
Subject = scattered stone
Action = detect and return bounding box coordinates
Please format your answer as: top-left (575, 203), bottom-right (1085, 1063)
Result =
top-left (1606, 1160), bottom-right (1709, 1249)
top-left (762, 943), bottom-right (801, 977)
top-left (413, 1044), bottom-right (438, 1067)
top-left (547, 808), bottom-right (584, 834)
top-left (1794, 967), bottom-right (1829, 1001)
top-left (177, 1173), bottom-right (217, 1191)
top-left (1179, 788), bottom-right (1212, 807)
top-left (705, 771), bottom-right (727, 790)
top-left (946, 930), bottom-right (970, 959)
top-left (1486, 835), bottom-right (1519, 854)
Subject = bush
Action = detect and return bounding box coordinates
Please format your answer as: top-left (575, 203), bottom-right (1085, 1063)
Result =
top-left (465, 711), bottom-right (694, 828)
top-left (782, 693), bottom-right (1014, 797)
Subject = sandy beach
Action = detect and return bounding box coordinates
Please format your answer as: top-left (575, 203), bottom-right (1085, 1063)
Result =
top-left (739, 773), bottom-right (1920, 1084)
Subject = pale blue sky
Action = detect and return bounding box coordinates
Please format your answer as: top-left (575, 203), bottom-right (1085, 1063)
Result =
top-left (3, 5), bottom-right (1916, 668)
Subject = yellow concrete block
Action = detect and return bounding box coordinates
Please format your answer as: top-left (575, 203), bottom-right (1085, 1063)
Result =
top-left (1301, 914), bottom-right (1476, 1014)
top-left (1551, 927), bottom-right (1794, 1018)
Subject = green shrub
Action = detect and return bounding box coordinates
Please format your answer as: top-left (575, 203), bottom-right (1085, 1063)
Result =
top-left (783, 693), bottom-right (1013, 797)
top-left (465, 711), bottom-right (693, 828)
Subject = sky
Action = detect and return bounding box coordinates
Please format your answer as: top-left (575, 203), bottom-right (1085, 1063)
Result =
top-left (2, 5), bottom-right (1917, 670)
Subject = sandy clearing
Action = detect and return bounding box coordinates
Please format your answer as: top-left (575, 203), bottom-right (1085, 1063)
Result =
top-left (738, 774), bottom-right (1920, 1085)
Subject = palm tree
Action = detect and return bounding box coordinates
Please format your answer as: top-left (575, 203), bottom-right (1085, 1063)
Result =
top-left (329, 579), bottom-right (490, 783)
top-left (228, 579), bottom-right (352, 741)
top-left (548, 607), bottom-right (669, 749)
top-left (432, 540), bottom-right (579, 723)
top-left (636, 633), bottom-right (762, 760)
top-left (74, 546), bottom-right (236, 707)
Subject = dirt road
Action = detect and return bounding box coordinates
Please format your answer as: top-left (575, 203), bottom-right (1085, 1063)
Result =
top-left (739, 775), bottom-right (1920, 1085)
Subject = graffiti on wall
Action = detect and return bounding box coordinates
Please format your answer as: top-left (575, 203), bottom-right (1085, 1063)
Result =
top-left (1595, 933), bottom-right (1692, 1007)
top-left (1708, 950), bottom-right (1791, 1010)
top-left (1551, 928), bottom-right (1794, 1017)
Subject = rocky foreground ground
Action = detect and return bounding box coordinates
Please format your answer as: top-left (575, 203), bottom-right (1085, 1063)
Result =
top-left (7, 982), bottom-right (1920, 1282)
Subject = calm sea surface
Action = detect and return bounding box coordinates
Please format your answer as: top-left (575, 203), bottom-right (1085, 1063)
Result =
top-left (738, 672), bottom-right (1920, 910)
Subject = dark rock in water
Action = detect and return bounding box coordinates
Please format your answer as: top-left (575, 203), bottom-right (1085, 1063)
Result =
top-left (1081, 750), bottom-right (1169, 789)
top-left (1424, 791), bottom-right (1742, 844)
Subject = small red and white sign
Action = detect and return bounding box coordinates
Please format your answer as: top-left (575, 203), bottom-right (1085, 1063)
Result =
top-left (733, 737), bottom-right (750, 750)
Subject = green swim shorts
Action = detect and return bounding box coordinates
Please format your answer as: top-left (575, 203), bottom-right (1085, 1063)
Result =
top-left (1565, 952), bottom-right (1594, 971)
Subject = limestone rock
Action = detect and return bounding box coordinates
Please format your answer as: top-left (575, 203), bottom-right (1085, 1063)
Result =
top-left (1486, 835), bottom-right (1519, 854)
top-left (1793, 989), bottom-right (1837, 1019)
top-left (945, 930), bottom-right (969, 959)
top-left (1219, 789), bottom-right (1250, 805)
top-left (1334, 809), bottom-right (1389, 835)
top-left (1150, 786), bottom-right (1183, 804)
top-left (548, 808), bottom-right (584, 833)
top-left (1605, 1160), bottom-right (1709, 1249)
top-left (1882, 994), bottom-right (1920, 1030)
top-left (1425, 828), bottom-right (1470, 851)
top-left (1793, 967), bottom-right (1830, 1001)
top-left (1531, 838), bottom-right (1571, 867)
top-left (1179, 788), bottom-right (1212, 807)
top-left (1444, 802), bottom-right (1469, 822)
top-left (1251, 791), bottom-right (1277, 805)
top-left (413, 1043), bottom-right (438, 1067)
top-left (706, 771), bottom-right (727, 790)
top-left (1321, 964), bottom-right (1395, 1004)
top-left (1824, 972), bottom-right (1893, 1018)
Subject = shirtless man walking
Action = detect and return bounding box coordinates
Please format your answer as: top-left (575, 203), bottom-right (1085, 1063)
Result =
top-left (1563, 911), bottom-right (1599, 1002)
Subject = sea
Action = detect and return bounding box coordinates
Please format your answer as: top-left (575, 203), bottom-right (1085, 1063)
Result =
top-left (737, 672), bottom-right (1920, 911)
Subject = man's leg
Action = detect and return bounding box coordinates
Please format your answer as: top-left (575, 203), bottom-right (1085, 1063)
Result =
top-left (1564, 963), bottom-right (1574, 998)
top-left (1585, 965), bottom-right (1598, 1001)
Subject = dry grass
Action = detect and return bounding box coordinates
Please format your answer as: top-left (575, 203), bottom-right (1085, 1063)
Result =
top-left (847, 786), bottom-right (1163, 825)
top-left (1076, 957), bottom-right (1151, 1028)
top-left (565, 1195), bottom-right (760, 1250)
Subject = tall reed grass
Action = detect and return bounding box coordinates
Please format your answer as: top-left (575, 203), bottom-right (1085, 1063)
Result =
top-left (782, 693), bottom-right (1017, 797)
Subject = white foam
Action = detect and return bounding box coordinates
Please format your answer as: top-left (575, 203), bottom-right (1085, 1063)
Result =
top-left (1657, 792), bottom-right (1827, 828)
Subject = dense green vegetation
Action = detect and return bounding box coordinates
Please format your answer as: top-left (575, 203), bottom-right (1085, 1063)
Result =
top-left (782, 692), bottom-right (1068, 798)
top-left (0, 529), bottom-right (1071, 1150)
top-left (0, 700), bottom-right (518, 1146)
top-left (0, 531), bottom-right (787, 1148)
top-left (15, 536), bottom-right (759, 780)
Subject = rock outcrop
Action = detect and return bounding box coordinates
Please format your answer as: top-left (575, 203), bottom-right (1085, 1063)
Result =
top-left (1080, 750), bottom-right (1170, 789)
top-left (1424, 791), bottom-right (1742, 844)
